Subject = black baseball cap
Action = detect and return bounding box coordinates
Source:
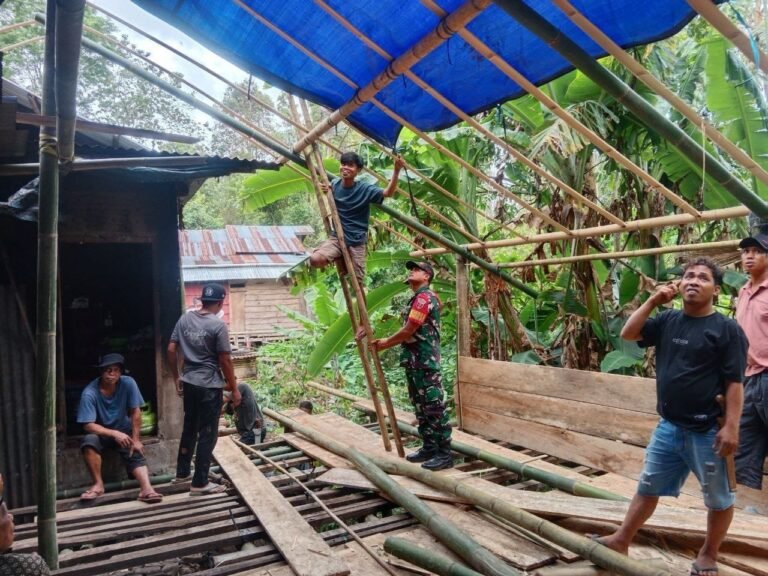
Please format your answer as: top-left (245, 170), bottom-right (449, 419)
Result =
top-left (96, 353), bottom-right (125, 370)
top-left (200, 282), bottom-right (226, 302)
top-left (405, 260), bottom-right (434, 282)
top-left (739, 233), bottom-right (768, 252)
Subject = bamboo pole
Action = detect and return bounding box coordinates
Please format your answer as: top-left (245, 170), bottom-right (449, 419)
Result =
top-left (55, 0), bottom-right (85, 162)
top-left (31, 13), bottom-right (304, 165)
top-left (314, 0), bottom-right (625, 226)
top-left (419, 0), bottom-right (698, 217)
top-left (494, 240), bottom-right (740, 268)
top-left (378, 204), bottom-right (539, 298)
top-left (0, 35), bottom-right (44, 52)
top-left (493, 0), bottom-right (768, 219)
top-left (262, 409), bottom-right (521, 576)
top-left (263, 408), bottom-right (667, 576)
top-left (685, 0), bottom-right (768, 77)
top-left (550, 0), bottom-right (768, 188)
top-left (0, 19), bottom-right (36, 34)
top-left (411, 206), bottom-right (750, 255)
top-left (455, 257), bottom-right (470, 429)
top-left (384, 537), bottom-right (486, 576)
top-left (233, 438), bottom-right (400, 576)
top-left (290, 0), bottom-right (492, 152)
top-left (304, 380), bottom-right (627, 501)
top-left (35, 1), bottom-right (60, 566)
top-left (374, 219), bottom-right (427, 252)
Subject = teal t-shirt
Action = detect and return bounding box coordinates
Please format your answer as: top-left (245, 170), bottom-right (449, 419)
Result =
top-left (331, 178), bottom-right (384, 246)
top-left (77, 375), bottom-right (144, 434)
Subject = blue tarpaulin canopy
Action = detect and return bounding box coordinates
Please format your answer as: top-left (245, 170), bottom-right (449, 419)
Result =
top-left (131, 0), bottom-right (713, 147)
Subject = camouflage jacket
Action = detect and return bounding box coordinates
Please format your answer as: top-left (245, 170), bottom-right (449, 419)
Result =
top-left (399, 286), bottom-right (441, 370)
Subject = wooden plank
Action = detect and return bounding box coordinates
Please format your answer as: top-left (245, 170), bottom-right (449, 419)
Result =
top-left (462, 405), bottom-right (647, 479)
top-left (284, 432), bottom-right (351, 469)
top-left (214, 437), bottom-right (349, 576)
top-left (459, 357), bottom-right (657, 414)
top-left (461, 382), bottom-right (657, 447)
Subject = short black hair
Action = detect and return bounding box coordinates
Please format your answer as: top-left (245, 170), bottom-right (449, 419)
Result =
top-left (339, 152), bottom-right (363, 168)
top-left (682, 257), bottom-right (723, 286)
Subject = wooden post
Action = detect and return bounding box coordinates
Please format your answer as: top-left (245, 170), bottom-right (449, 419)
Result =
top-left (455, 256), bottom-right (471, 429)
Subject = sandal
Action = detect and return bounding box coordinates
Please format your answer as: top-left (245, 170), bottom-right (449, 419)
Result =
top-left (170, 474), bottom-right (192, 485)
top-left (690, 563), bottom-right (718, 576)
top-left (189, 482), bottom-right (226, 496)
top-left (80, 488), bottom-right (104, 501)
top-left (137, 491), bottom-right (163, 504)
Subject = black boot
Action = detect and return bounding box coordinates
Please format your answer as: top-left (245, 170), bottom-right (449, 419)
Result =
top-left (406, 444), bottom-right (437, 463)
top-left (421, 446), bottom-right (453, 471)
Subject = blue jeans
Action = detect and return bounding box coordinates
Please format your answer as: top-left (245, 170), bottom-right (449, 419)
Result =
top-left (735, 372), bottom-right (768, 489)
top-left (639, 419), bottom-right (735, 510)
top-left (177, 383), bottom-right (223, 488)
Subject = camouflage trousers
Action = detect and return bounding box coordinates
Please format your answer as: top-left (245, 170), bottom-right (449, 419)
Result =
top-left (405, 368), bottom-right (452, 449)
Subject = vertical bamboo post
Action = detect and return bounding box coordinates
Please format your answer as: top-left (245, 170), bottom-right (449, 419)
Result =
top-left (306, 143), bottom-right (404, 457)
top-left (455, 256), bottom-right (471, 430)
top-left (35, 0), bottom-right (59, 566)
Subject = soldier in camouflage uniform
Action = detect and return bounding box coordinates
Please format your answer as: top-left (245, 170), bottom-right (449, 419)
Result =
top-left (372, 261), bottom-right (453, 470)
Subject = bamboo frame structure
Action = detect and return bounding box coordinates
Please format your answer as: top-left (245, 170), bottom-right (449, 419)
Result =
top-left (289, 0), bottom-right (492, 152)
top-left (686, 0), bottom-right (768, 76)
top-left (550, 0), bottom-right (768, 188)
top-left (493, 0), bottom-right (768, 219)
top-left (495, 240), bottom-right (740, 269)
top-left (420, 0), bottom-right (699, 218)
top-left (411, 206), bottom-right (750, 256)
top-left (0, 19), bottom-right (36, 34)
top-left (0, 35), bottom-right (43, 52)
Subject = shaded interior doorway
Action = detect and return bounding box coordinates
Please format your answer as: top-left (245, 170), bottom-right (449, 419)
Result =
top-left (60, 243), bottom-right (157, 435)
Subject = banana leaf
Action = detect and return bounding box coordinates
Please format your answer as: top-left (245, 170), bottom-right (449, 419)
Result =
top-left (242, 158), bottom-right (340, 209)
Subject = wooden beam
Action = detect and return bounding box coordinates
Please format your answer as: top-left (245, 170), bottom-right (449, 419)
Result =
top-left (213, 437), bottom-right (350, 576)
top-left (15, 111), bottom-right (200, 143)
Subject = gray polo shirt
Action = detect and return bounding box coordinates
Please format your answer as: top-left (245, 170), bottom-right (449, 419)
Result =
top-left (170, 310), bottom-right (231, 389)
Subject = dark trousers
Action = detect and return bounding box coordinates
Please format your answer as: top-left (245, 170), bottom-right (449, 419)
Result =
top-left (735, 372), bottom-right (768, 490)
top-left (177, 383), bottom-right (223, 488)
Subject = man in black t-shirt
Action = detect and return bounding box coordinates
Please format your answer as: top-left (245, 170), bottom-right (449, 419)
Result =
top-left (596, 258), bottom-right (746, 576)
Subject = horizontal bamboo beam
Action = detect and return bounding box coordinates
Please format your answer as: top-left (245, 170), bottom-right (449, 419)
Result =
top-left (496, 240), bottom-right (740, 268)
top-left (0, 35), bottom-right (43, 52)
top-left (686, 0), bottom-right (768, 76)
top-left (493, 0), bottom-right (768, 219)
top-left (0, 19), bottom-right (36, 34)
top-left (291, 0), bottom-right (492, 152)
top-left (15, 111), bottom-right (200, 144)
top-left (411, 206), bottom-right (749, 255)
top-left (550, 0), bottom-right (768, 188)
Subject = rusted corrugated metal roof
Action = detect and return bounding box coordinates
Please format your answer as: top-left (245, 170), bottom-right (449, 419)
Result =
top-left (180, 225), bottom-right (312, 281)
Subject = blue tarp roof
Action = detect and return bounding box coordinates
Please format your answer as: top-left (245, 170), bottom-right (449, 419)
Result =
top-left (131, 0), bottom-right (713, 147)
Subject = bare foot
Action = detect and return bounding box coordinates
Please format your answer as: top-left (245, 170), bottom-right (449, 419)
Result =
top-left (587, 533), bottom-right (630, 555)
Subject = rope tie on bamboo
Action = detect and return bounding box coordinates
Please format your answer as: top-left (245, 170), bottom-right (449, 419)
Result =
top-left (39, 134), bottom-right (58, 157)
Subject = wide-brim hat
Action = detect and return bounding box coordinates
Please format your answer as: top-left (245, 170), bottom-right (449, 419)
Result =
top-left (96, 353), bottom-right (125, 369)
top-left (739, 233), bottom-right (768, 252)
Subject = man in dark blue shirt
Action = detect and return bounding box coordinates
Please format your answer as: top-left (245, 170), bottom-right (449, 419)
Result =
top-left (596, 259), bottom-right (746, 576)
top-left (309, 151), bottom-right (403, 286)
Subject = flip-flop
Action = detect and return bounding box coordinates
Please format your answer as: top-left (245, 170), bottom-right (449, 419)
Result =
top-left (586, 533), bottom-right (606, 545)
top-left (170, 474), bottom-right (192, 485)
top-left (80, 488), bottom-right (104, 501)
top-left (690, 563), bottom-right (718, 576)
top-left (189, 482), bottom-right (226, 496)
top-left (137, 491), bottom-right (163, 504)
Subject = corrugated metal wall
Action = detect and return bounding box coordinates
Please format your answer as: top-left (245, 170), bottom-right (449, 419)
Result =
top-left (0, 284), bottom-right (36, 508)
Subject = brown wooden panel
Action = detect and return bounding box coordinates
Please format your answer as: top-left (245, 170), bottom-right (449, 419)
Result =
top-left (461, 405), bottom-right (646, 480)
top-left (461, 382), bottom-right (657, 447)
top-left (459, 357), bottom-right (657, 414)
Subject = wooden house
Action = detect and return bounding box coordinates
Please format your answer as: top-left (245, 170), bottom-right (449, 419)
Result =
top-left (179, 225), bottom-right (313, 347)
top-left (0, 78), bottom-right (276, 507)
